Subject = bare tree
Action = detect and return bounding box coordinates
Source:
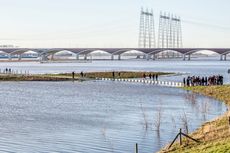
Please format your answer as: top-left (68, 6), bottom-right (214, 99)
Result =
top-left (200, 99), bottom-right (210, 114)
top-left (140, 103), bottom-right (149, 129)
top-left (184, 92), bottom-right (197, 105)
top-left (171, 115), bottom-right (177, 129)
top-left (153, 105), bottom-right (163, 132)
top-left (181, 111), bottom-right (189, 134)
top-left (200, 99), bottom-right (210, 120)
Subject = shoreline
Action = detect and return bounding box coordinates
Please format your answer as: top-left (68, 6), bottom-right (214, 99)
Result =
top-left (159, 85), bottom-right (230, 153)
top-left (1, 71), bottom-right (228, 152)
top-left (0, 71), bottom-right (173, 82)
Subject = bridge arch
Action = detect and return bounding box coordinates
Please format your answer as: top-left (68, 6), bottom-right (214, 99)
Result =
top-left (0, 50), bottom-right (10, 55)
top-left (182, 49), bottom-right (223, 61)
top-left (222, 50), bottom-right (230, 55)
top-left (9, 49), bottom-right (43, 55)
top-left (152, 49), bottom-right (184, 55)
top-left (115, 49), bottom-right (148, 60)
top-left (184, 49), bottom-right (221, 55)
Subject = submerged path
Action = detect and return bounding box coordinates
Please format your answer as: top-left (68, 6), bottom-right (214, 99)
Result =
top-left (97, 78), bottom-right (184, 88)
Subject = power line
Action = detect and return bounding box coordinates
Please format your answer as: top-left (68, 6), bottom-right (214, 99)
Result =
top-left (183, 19), bottom-right (230, 31)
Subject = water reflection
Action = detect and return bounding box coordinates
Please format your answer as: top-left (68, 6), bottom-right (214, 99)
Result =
top-left (0, 81), bottom-right (226, 153)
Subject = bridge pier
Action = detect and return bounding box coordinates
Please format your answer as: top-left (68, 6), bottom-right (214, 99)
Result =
top-left (84, 54), bottom-right (87, 60)
top-left (18, 54), bottom-right (22, 61)
top-left (146, 54), bottom-right (150, 60)
top-left (224, 55), bottom-right (227, 61)
top-left (188, 54), bottom-right (191, 61)
top-left (111, 54), bottom-right (114, 60)
top-left (152, 54), bottom-right (156, 60)
top-left (76, 54), bottom-right (79, 60)
top-left (118, 54), bottom-right (121, 60)
top-left (50, 54), bottom-right (54, 60)
top-left (40, 54), bottom-right (47, 61)
top-left (183, 54), bottom-right (186, 61)
top-left (220, 55), bottom-right (223, 61)
top-left (8, 54), bottom-right (12, 61)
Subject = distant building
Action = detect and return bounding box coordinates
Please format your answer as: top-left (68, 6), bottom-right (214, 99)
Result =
top-left (0, 45), bottom-right (18, 48)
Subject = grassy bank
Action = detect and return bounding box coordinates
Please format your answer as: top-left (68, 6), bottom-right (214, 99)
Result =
top-left (0, 71), bottom-right (172, 81)
top-left (47, 71), bottom-right (172, 79)
top-left (160, 85), bottom-right (230, 153)
top-left (0, 74), bottom-right (73, 81)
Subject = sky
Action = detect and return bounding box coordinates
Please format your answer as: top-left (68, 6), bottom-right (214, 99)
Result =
top-left (0, 0), bottom-right (230, 48)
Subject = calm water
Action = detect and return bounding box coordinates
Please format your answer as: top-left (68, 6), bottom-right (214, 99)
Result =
top-left (0, 58), bottom-right (230, 83)
top-left (0, 81), bottom-right (226, 153)
top-left (0, 59), bottom-right (228, 152)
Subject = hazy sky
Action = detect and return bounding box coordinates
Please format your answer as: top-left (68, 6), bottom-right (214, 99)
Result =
top-left (0, 0), bottom-right (230, 48)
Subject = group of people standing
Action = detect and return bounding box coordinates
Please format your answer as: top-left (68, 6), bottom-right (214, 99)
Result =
top-left (183, 75), bottom-right (224, 86)
top-left (143, 73), bottom-right (158, 81)
top-left (3, 68), bottom-right (12, 74)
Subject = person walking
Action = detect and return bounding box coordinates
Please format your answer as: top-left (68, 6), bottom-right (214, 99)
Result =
top-left (183, 78), bottom-right (186, 86)
top-left (152, 74), bottom-right (155, 81)
top-left (149, 73), bottom-right (152, 79)
top-left (143, 73), bottom-right (146, 79)
top-left (112, 71), bottom-right (115, 79)
top-left (72, 71), bottom-right (75, 80)
top-left (80, 71), bottom-right (84, 77)
top-left (156, 74), bottom-right (158, 81)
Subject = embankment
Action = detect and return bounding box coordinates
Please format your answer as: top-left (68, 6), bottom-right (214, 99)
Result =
top-left (160, 85), bottom-right (230, 153)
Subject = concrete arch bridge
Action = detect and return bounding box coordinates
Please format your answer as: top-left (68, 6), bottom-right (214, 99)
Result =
top-left (0, 48), bottom-right (229, 61)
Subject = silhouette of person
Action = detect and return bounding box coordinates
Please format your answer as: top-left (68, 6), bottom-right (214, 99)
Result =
top-left (152, 74), bottom-right (155, 81)
top-left (149, 73), bottom-right (152, 79)
top-left (80, 71), bottom-right (84, 77)
top-left (112, 71), bottom-right (115, 79)
top-left (72, 71), bottom-right (75, 80)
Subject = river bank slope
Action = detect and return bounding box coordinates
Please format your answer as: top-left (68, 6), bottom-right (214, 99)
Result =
top-left (160, 85), bottom-right (230, 153)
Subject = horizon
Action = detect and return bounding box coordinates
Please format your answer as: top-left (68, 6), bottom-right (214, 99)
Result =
top-left (0, 0), bottom-right (230, 48)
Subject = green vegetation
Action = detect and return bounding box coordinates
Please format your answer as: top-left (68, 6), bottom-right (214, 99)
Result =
top-left (184, 85), bottom-right (230, 105)
top-left (160, 85), bottom-right (230, 153)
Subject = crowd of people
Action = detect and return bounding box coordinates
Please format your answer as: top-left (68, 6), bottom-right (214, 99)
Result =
top-left (143, 73), bottom-right (159, 81)
top-left (183, 75), bottom-right (224, 86)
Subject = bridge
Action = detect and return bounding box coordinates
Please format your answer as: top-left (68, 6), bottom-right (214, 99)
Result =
top-left (0, 48), bottom-right (230, 61)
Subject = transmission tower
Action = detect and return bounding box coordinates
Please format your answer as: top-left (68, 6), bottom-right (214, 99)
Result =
top-left (138, 8), bottom-right (155, 48)
top-left (158, 12), bottom-right (183, 58)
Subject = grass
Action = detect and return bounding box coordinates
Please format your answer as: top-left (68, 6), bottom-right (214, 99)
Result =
top-left (165, 137), bottom-right (230, 153)
top-left (0, 74), bottom-right (72, 81)
top-left (0, 71), bottom-right (172, 81)
top-left (53, 71), bottom-right (172, 79)
top-left (159, 85), bottom-right (230, 153)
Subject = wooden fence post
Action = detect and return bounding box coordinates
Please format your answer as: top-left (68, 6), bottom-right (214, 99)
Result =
top-left (135, 143), bottom-right (138, 153)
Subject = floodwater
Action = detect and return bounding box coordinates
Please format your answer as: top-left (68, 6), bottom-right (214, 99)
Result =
top-left (0, 57), bottom-right (230, 83)
top-left (0, 81), bottom-right (226, 153)
top-left (0, 58), bottom-right (228, 152)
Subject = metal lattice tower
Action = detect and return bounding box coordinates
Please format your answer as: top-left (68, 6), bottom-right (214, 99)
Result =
top-left (158, 12), bottom-right (183, 48)
top-left (138, 8), bottom-right (155, 48)
top-left (157, 12), bottom-right (183, 58)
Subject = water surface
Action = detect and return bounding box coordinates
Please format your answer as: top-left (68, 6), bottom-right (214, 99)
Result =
top-left (0, 81), bottom-right (226, 153)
